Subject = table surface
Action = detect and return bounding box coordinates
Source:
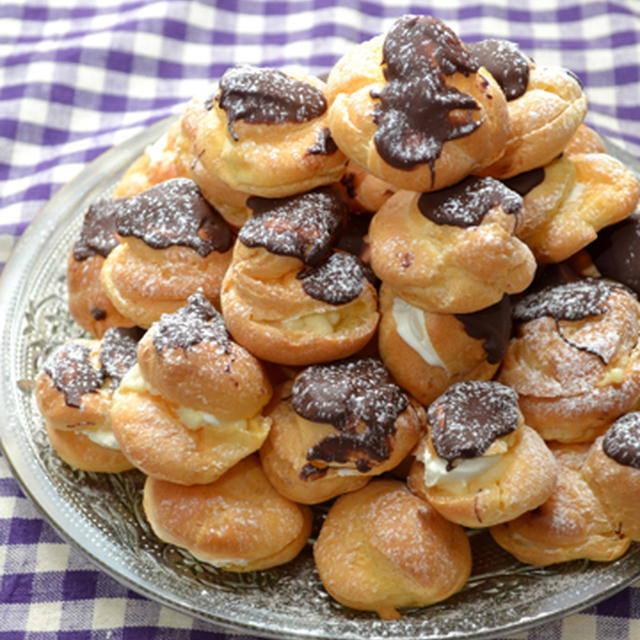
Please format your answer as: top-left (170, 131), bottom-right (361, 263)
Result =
top-left (2, 1), bottom-right (640, 638)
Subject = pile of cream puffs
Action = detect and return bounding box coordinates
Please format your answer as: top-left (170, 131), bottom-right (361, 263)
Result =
top-left (35, 14), bottom-right (640, 620)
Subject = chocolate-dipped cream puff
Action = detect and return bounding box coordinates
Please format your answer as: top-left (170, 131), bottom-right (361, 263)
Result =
top-left (338, 161), bottom-right (397, 213)
top-left (327, 15), bottom-right (510, 192)
top-left (220, 187), bottom-right (379, 365)
top-left (582, 412), bottom-right (640, 541)
top-left (260, 357), bottom-right (426, 504)
top-left (143, 455), bottom-right (312, 571)
top-left (490, 443), bottom-right (630, 566)
top-left (34, 326), bottom-right (144, 472)
top-left (470, 39), bottom-right (587, 178)
top-left (67, 197), bottom-right (136, 337)
top-left (100, 178), bottom-right (234, 328)
top-left (176, 66), bottom-right (346, 201)
top-left (368, 176), bottom-right (536, 314)
top-left (408, 381), bottom-right (557, 528)
top-left (313, 479), bottom-right (472, 619)
top-left (112, 120), bottom-right (183, 198)
top-left (502, 153), bottom-right (639, 263)
top-left (378, 285), bottom-right (511, 406)
top-left (498, 279), bottom-right (640, 442)
top-left (111, 294), bottom-right (272, 485)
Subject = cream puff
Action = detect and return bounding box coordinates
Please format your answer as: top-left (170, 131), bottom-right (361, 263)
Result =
top-left (564, 123), bottom-right (606, 156)
top-left (110, 294), bottom-right (272, 485)
top-left (220, 187), bottom-right (379, 365)
top-left (470, 39), bottom-right (588, 178)
top-left (498, 278), bottom-right (640, 442)
top-left (34, 326), bottom-right (144, 472)
top-left (327, 15), bottom-right (510, 192)
top-left (408, 381), bottom-right (557, 527)
top-left (260, 356), bottom-right (426, 504)
top-left (378, 285), bottom-right (511, 406)
top-left (313, 479), bottom-right (472, 619)
top-left (100, 177), bottom-right (234, 328)
top-left (143, 455), bottom-right (312, 571)
top-left (176, 65), bottom-right (346, 202)
top-left (490, 442), bottom-right (630, 566)
top-left (368, 176), bottom-right (536, 313)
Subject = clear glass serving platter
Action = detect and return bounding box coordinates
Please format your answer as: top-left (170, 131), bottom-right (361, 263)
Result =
top-left (2, 116), bottom-right (640, 640)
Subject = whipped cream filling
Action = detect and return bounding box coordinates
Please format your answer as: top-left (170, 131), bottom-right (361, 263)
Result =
top-left (145, 132), bottom-right (168, 164)
top-left (78, 424), bottom-right (121, 450)
top-left (391, 297), bottom-right (447, 370)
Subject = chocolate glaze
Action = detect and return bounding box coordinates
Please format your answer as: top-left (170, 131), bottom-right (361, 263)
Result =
top-left (306, 127), bottom-right (338, 155)
top-left (115, 178), bottom-right (233, 257)
top-left (513, 278), bottom-right (615, 324)
top-left (152, 294), bottom-right (230, 355)
top-left (91, 308), bottom-right (107, 321)
top-left (371, 15), bottom-right (482, 175)
top-left (44, 342), bottom-right (104, 408)
top-left (467, 39), bottom-right (530, 101)
top-left (99, 326), bottom-right (145, 390)
top-left (428, 381), bottom-right (519, 466)
top-left (242, 187), bottom-right (348, 266)
top-left (292, 357), bottom-right (409, 474)
top-left (502, 167), bottom-right (545, 197)
top-left (297, 252), bottom-right (372, 305)
top-left (455, 294), bottom-right (512, 364)
top-left (418, 176), bottom-right (522, 227)
top-left (73, 197), bottom-right (120, 261)
top-left (217, 65), bottom-right (327, 141)
top-left (340, 172), bottom-right (357, 199)
top-left (588, 216), bottom-right (640, 295)
top-left (335, 212), bottom-right (371, 259)
top-left (603, 412), bottom-right (640, 470)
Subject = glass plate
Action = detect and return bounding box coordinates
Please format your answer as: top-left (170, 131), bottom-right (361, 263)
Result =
top-left (2, 117), bottom-right (640, 640)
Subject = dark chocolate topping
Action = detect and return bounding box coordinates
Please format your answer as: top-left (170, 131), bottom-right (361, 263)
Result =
top-left (306, 127), bottom-right (338, 155)
top-left (513, 278), bottom-right (615, 324)
top-left (152, 294), bottom-right (230, 355)
top-left (297, 252), bottom-right (371, 305)
top-left (99, 326), bottom-right (145, 390)
top-left (603, 412), bottom-right (640, 470)
top-left (467, 39), bottom-right (530, 101)
top-left (335, 212), bottom-right (371, 258)
top-left (43, 342), bottom-right (104, 408)
top-left (242, 187), bottom-right (348, 266)
top-left (502, 166), bottom-right (545, 197)
top-left (217, 65), bottom-right (327, 141)
top-left (372, 15), bottom-right (482, 174)
top-left (428, 380), bottom-right (519, 465)
top-left (91, 308), bottom-right (107, 321)
top-left (73, 197), bottom-right (120, 261)
top-left (588, 216), bottom-right (640, 295)
top-left (418, 176), bottom-right (522, 227)
top-left (455, 294), bottom-right (512, 364)
top-left (115, 178), bottom-right (233, 256)
top-left (292, 357), bottom-right (409, 473)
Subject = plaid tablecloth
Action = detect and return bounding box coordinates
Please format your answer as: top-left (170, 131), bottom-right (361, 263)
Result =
top-left (2, 1), bottom-right (640, 638)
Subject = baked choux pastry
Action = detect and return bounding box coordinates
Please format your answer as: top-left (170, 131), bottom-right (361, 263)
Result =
top-left (327, 15), bottom-right (509, 192)
top-left (176, 65), bottom-right (346, 202)
top-left (586, 212), bottom-right (640, 295)
top-left (221, 187), bottom-right (379, 365)
top-left (111, 294), bottom-right (272, 485)
top-left (503, 152), bottom-right (640, 263)
top-left (368, 176), bottom-right (536, 313)
top-left (498, 278), bottom-right (640, 442)
top-left (100, 177), bottom-right (234, 328)
top-left (564, 123), bottom-right (606, 156)
top-left (67, 197), bottom-right (135, 337)
top-left (471, 39), bottom-right (588, 178)
top-left (582, 412), bottom-right (640, 541)
top-left (143, 455), bottom-right (312, 571)
top-left (260, 357), bottom-right (425, 504)
top-left (112, 120), bottom-right (182, 198)
top-left (408, 381), bottom-right (557, 527)
top-left (34, 326), bottom-right (144, 472)
top-left (313, 479), bottom-right (472, 619)
top-left (378, 284), bottom-right (511, 406)
top-left (338, 161), bottom-right (396, 213)
top-left (490, 443), bottom-right (630, 566)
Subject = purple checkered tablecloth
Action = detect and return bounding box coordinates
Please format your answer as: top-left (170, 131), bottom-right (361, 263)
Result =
top-left (2, 1), bottom-right (640, 638)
